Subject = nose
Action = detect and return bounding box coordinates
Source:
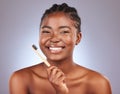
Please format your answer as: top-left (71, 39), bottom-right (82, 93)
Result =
top-left (50, 32), bottom-right (60, 43)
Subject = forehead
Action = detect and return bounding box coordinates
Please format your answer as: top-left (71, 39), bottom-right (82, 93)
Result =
top-left (40, 12), bottom-right (75, 28)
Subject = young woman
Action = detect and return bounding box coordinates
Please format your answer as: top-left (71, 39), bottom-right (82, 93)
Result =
top-left (9, 3), bottom-right (112, 94)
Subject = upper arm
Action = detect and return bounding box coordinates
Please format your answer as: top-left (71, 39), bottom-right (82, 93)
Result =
top-left (9, 71), bottom-right (29, 94)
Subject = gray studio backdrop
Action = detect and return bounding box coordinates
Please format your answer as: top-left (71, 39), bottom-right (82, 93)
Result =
top-left (0, 0), bottom-right (120, 94)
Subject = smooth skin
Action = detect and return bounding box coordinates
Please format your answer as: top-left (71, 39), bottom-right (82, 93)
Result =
top-left (9, 12), bottom-right (112, 94)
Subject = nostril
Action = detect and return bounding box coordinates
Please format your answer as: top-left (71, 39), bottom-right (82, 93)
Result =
top-left (50, 40), bottom-right (60, 44)
top-left (50, 37), bottom-right (60, 43)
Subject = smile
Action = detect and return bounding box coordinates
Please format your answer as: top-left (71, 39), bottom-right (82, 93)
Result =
top-left (48, 47), bottom-right (64, 53)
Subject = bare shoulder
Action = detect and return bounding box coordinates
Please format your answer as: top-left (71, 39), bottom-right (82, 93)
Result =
top-left (9, 63), bottom-right (46, 94)
top-left (10, 63), bottom-right (45, 83)
top-left (76, 65), bottom-right (112, 94)
top-left (10, 66), bottom-right (33, 84)
top-left (88, 69), bottom-right (111, 87)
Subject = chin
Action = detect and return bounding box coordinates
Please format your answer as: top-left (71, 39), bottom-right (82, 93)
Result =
top-left (47, 55), bottom-right (65, 62)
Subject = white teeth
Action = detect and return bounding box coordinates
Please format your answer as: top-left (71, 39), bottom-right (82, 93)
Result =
top-left (49, 47), bottom-right (62, 51)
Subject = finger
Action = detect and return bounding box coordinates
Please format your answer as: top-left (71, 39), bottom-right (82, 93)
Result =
top-left (47, 67), bottom-right (65, 82)
top-left (51, 71), bottom-right (66, 85)
top-left (46, 66), bottom-right (57, 76)
top-left (57, 75), bottom-right (66, 84)
top-left (52, 76), bottom-right (66, 87)
top-left (49, 67), bottom-right (59, 81)
top-left (55, 70), bottom-right (65, 80)
top-left (48, 66), bottom-right (57, 70)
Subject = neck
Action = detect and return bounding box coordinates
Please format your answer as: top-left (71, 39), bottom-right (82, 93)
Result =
top-left (47, 57), bottom-right (76, 74)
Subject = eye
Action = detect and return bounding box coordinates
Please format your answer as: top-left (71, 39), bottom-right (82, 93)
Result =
top-left (42, 30), bottom-right (50, 33)
top-left (60, 30), bottom-right (70, 34)
top-left (63, 31), bottom-right (70, 33)
top-left (61, 30), bottom-right (70, 33)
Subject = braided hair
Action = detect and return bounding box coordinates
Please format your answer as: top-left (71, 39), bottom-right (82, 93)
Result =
top-left (40, 3), bottom-right (81, 32)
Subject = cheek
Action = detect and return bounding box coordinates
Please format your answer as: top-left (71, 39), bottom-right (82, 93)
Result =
top-left (39, 37), bottom-right (44, 45)
top-left (64, 35), bottom-right (76, 45)
top-left (39, 34), bottom-right (49, 44)
top-left (39, 36), bottom-right (46, 48)
top-left (39, 35), bottom-right (51, 50)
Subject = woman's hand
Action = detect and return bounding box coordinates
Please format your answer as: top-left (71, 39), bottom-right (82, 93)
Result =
top-left (46, 66), bottom-right (69, 94)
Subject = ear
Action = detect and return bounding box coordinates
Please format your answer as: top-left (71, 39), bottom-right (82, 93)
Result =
top-left (75, 32), bottom-right (82, 45)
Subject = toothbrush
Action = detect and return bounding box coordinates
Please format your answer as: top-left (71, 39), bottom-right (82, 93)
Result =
top-left (32, 44), bottom-right (50, 67)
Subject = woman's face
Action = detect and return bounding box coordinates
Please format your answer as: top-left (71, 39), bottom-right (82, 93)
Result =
top-left (39, 12), bottom-right (81, 62)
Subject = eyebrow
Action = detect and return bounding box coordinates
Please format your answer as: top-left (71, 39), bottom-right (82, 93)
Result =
top-left (59, 26), bottom-right (71, 30)
top-left (41, 26), bottom-right (52, 29)
top-left (41, 25), bottom-right (71, 30)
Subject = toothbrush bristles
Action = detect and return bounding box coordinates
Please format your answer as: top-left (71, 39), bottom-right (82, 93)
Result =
top-left (32, 44), bottom-right (38, 50)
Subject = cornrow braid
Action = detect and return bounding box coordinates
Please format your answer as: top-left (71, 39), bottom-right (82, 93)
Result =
top-left (40, 3), bottom-right (81, 32)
